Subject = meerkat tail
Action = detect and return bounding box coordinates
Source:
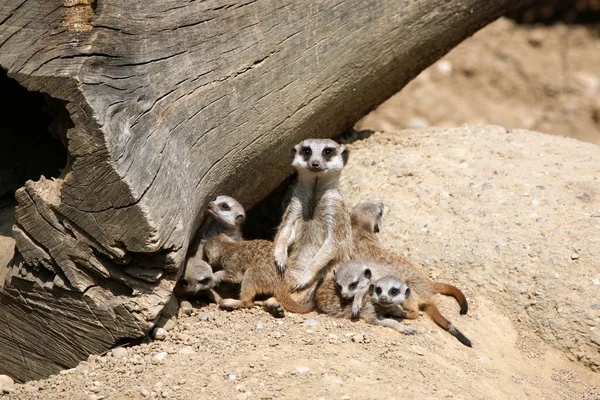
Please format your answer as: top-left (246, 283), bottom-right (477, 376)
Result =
top-left (420, 301), bottom-right (472, 347)
top-left (429, 282), bottom-right (469, 315)
top-left (273, 284), bottom-right (315, 314)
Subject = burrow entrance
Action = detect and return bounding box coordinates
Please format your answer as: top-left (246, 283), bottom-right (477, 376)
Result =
top-left (0, 68), bottom-right (70, 275)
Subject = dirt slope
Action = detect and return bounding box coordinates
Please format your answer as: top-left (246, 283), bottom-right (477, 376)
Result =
top-left (356, 18), bottom-right (600, 145)
top-left (5, 125), bottom-right (600, 400)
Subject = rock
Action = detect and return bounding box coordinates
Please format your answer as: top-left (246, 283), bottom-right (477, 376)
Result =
top-left (141, 388), bottom-right (151, 398)
top-left (255, 323), bottom-right (265, 329)
top-left (163, 318), bottom-right (177, 332)
top-left (152, 352), bottom-right (168, 365)
top-left (571, 253), bottom-right (580, 260)
top-left (111, 347), bottom-right (128, 359)
top-left (162, 391), bottom-right (170, 398)
top-left (303, 319), bottom-right (319, 327)
top-left (132, 354), bottom-right (144, 365)
top-left (178, 346), bottom-right (195, 355)
top-left (228, 374), bottom-right (237, 381)
top-left (435, 60), bottom-right (453, 76)
top-left (199, 313), bottom-right (212, 321)
top-left (591, 304), bottom-right (600, 310)
top-left (351, 334), bottom-right (364, 343)
top-left (27, 386), bottom-right (39, 393)
top-left (135, 366), bottom-right (145, 374)
top-left (0, 374), bottom-right (15, 394)
top-left (152, 328), bottom-right (168, 341)
top-left (295, 366), bottom-right (310, 374)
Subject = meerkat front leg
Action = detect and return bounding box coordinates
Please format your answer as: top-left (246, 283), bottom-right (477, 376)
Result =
top-left (373, 316), bottom-right (417, 335)
top-left (352, 286), bottom-right (370, 320)
top-left (273, 199), bottom-right (302, 275)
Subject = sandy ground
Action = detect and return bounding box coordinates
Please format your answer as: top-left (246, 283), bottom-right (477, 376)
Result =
top-left (5, 125), bottom-right (600, 400)
top-left (357, 18), bottom-right (600, 145)
top-left (3, 17), bottom-right (600, 400)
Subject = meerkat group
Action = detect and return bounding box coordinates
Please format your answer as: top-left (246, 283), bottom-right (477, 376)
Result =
top-left (178, 138), bottom-right (472, 347)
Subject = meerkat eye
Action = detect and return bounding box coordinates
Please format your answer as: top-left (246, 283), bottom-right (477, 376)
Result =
top-left (301, 147), bottom-right (312, 157)
top-left (375, 287), bottom-right (382, 295)
top-left (322, 147), bottom-right (334, 157)
top-left (220, 203), bottom-right (230, 210)
top-left (390, 288), bottom-right (399, 296)
top-left (199, 278), bottom-right (211, 285)
top-left (349, 281), bottom-right (358, 290)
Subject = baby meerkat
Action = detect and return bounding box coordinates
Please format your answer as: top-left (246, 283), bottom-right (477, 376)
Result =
top-left (204, 234), bottom-right (314, 316)
top-left (273, 138), bottom-right (353, 297)
top-left (178, 195), bottom-right (245, 293)
top-left (350, 202), bottom-right (472, 347)
top-left (174, 258), bottom-right (221, 315)
top-left (316, 274), bottom-right (416, 335)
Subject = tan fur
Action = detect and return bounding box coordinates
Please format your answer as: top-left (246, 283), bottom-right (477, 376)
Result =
top-left (315, 274), bottom-right (416, 334)
top-left (273, 139), bottom-right (353, 307)
top-left (351, 202), bottom-right (472, 347)
top-left (177, 195), bottom-right (245, 302)
top-left (204, 234), bottom-right (313, 315)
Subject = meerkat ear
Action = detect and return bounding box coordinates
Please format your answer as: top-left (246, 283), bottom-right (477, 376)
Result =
top-left (235, 214), bottom-right (245, 224)
top-left (405, 287), bottom-right (411, 298)
top-left (363, 268), bottom-right (372, 279)
top-left (341, 146), bottom-right (349, 165)
top-left (290, 144), bottom-right (299, 162)
top-left (368, 283), bottom-right (375, 295)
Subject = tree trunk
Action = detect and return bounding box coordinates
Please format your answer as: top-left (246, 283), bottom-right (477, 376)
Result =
top-left (0, 0), bottom-right (517, 382)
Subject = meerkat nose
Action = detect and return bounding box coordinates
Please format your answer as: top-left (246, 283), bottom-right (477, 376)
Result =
top-left (311, 161), bottom-right (320, 168)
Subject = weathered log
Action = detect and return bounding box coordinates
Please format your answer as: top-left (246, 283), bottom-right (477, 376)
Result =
top-left (0, 0), bottom-right (517, 382)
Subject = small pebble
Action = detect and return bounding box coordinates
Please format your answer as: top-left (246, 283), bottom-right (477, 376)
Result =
top-left (178, 346), bottom-right (195, 355)
top-left (152, 328), bottom-right (168, 341)
top-left (199, 313), bottom-right (212, 321)
top-left (351, 334), bottom-right (364, 343)
top-left (303, 319), bottom-right (319, 327)
top-left (0, 374), bottom-right (15, 394)
top-left (577, 286), bottom-right (585, 293)
top-left (228, 374), bottom-right (237, 381)
top-left (152, 352), bottom-right (168, 365)
top-left (255, 323), bottom-right (265, 329)
top-left (591, 304), bottom-right (600, 310)
top-left (111, 347), bottom-right (128, 359)
top-left (141, 389), bottom-right (151, 398)
top-left (132, 355), bottom-right (144, 365)
top-left (135, 366), bottom-right (145, 374)
top-left (295, 366), bottom-right (310, 374)
top-left (27, 386), bottom-right (39, 393)
top-left (162, 391), bottom-right (170, 398)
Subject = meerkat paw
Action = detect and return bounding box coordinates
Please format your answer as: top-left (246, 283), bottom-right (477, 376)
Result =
top-left (274, 252), bottom-right (287, 276)
top-left (263, 298), bottom-right (286, 318)
top-left (178, 300), bottom-right (194, 317)
top-left (219, 298), bottom-right (242, 311)
top-left (401, 327), bottom-right (417, 335)
top-left (291, 271), bottom-right (315, 291)
top-left (351, 304), bottom-right (362, 320)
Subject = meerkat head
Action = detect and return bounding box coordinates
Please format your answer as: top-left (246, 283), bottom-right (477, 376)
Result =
top-left (291, 138), bottom-right (349, 176)
top-left (207, 195), bottom-right (245, 227)
top-left (333, 260), bottom-right (373, 300)
top-left (351, 201), bottom-right (384, 234)
top-left (203, 233), bottom-right (233, 264)
top-left (174, 258), bottom-right (216, 296)
top-left (369, 275), bottom-right (410, 307)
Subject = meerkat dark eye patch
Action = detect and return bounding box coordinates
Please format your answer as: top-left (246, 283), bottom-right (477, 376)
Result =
top-left (301, 147), bottom-right (312, 157)
top-left (363, 268), bottom-right (372, 279)
top-left (349, 281), bottom-right (357, 290)
top-left (322, 147), bottom-right (334, 157)
top-left (375, 287), bottom-right (382, 295)
top-left (220, 202), bottom-right (230, 210)
top-left (199, 278), bottom-right (211, 285)
top-left (390, 288), bottom-right (399, 296)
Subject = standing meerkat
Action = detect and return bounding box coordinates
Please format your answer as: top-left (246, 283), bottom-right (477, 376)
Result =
top-left (316, 274), bottom-right (416, 335)
top-left (273, 138), bottom-right (353, 300)
top-left (350, 202), bottom-right (472, 347)
top-left (204, 234), bottom-right (314, 316)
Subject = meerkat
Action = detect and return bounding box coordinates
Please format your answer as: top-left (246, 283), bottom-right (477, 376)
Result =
top-left (273, 138), bottom-right (353, 306)
top-left (203, 234), bottom-right (314, 316)
top-left (349, 202), bottom-right (472, 347)
top-left (316, 274), bottom-right (416, 335)
top-left (176, 195), bottom-right (245, 312)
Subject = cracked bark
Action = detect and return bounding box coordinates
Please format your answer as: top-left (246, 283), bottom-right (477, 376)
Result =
top-left (0, 0), bottom-right (517, 382)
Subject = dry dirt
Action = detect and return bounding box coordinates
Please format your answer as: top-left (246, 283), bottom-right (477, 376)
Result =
top-left (5, 125), bottom-right (600, 399)
top-left (3, 17), bottom-right (600, 400)
top-left (357, 18), bottom-right (600, 145)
